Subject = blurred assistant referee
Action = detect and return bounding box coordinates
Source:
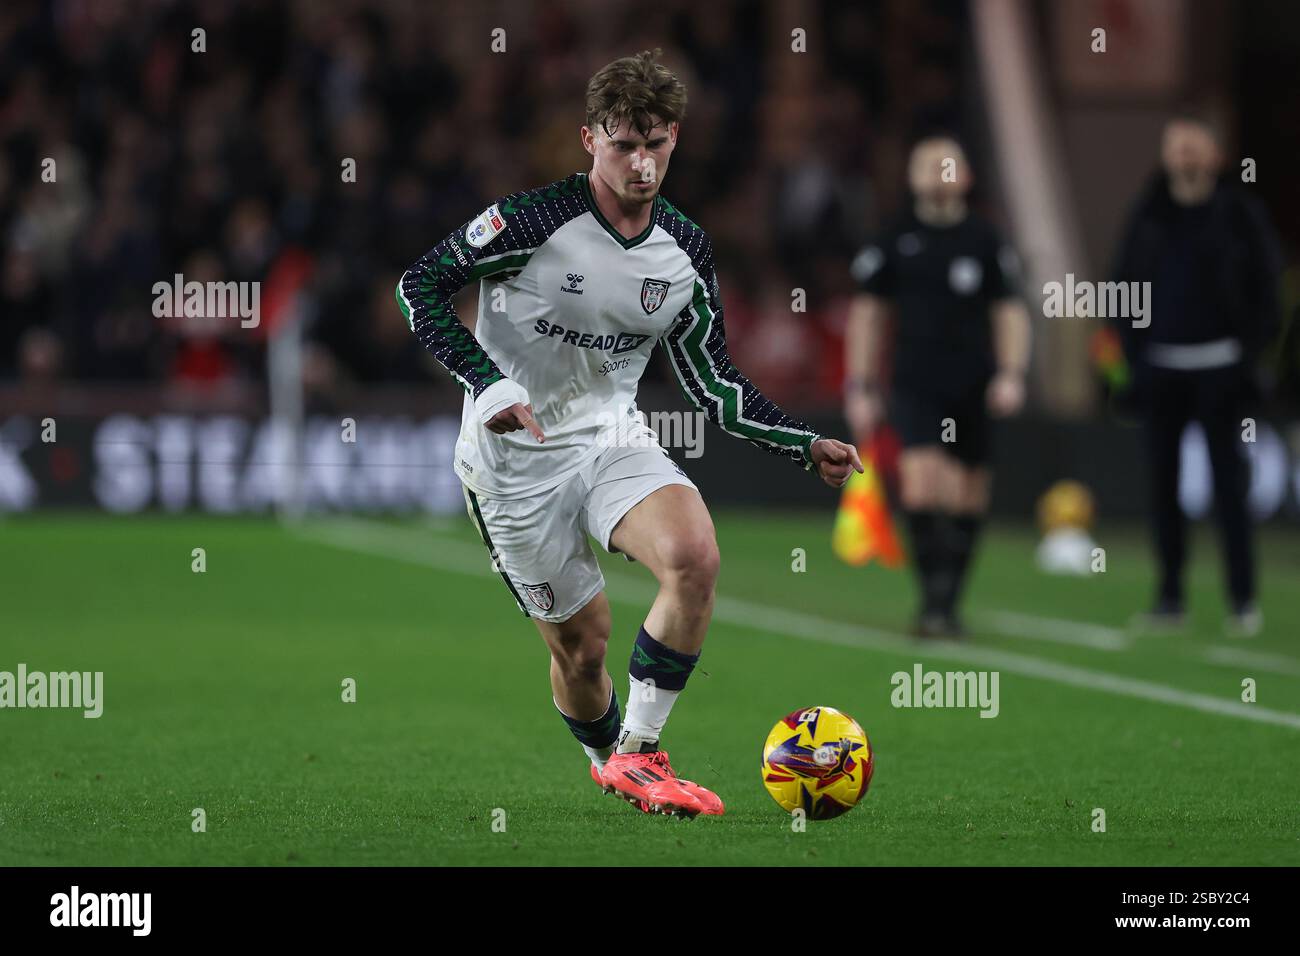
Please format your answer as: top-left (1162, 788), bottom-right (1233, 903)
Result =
top-left (845, 136), bottom-right (1031, 637)
top-left (1114, 114), bottom-right (1283, 637)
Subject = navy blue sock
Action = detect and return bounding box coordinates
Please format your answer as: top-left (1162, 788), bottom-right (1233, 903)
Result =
top-left (629, 626), bottom-right (698, 692)
top-left (555, 684), bottom-right (621, 752)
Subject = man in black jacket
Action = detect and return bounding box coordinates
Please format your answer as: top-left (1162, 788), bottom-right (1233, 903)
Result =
top-left (1113, 114), bottom-right (1283, 637)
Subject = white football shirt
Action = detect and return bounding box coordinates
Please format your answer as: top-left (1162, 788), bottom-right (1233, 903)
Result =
top-left (397, 172), bottom-right (819, 499)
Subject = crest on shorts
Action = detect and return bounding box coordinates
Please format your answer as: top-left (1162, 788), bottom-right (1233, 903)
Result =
top-left (523, 582), bottom-right (555, 612)
top-left (640, 278), bottom-right (671, 314)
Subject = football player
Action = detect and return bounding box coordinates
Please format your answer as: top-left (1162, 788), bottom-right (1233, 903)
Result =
top-left (397, 50), bottom-right (861, 817)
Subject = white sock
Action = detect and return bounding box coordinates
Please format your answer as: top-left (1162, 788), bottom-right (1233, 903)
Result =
top-left (586, 743), bottom-right (615, 771)
top-left (617, 676), bottom-right (682, 754)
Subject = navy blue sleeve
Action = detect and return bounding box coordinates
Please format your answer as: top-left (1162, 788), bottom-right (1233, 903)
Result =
top-left (395, 174), bottom-right (586, 396)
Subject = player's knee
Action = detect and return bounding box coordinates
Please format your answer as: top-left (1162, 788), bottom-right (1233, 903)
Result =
top-left (568, 646), bottom-right (608, 685)
top-left (551, 632), bottom-right (609, 683)
top-left (660, 533), bottom-right (720, 596)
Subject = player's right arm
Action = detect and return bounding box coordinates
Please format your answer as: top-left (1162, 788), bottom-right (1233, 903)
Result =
top-left (843, 292), bottom-right (889, 442)
top-left (396, 201), bottom-right (544, 441)
top-left (844, 239), bottom-right (895, 442)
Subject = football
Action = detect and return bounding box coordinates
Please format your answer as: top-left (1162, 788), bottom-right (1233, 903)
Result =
top-left (760, 705), bottom-right (874, 820)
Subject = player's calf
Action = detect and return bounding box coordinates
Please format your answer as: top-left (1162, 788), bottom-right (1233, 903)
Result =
top-left (644, 534), bottom-right (719, 642)
top-left (538, 595), bottom-right (620, 770)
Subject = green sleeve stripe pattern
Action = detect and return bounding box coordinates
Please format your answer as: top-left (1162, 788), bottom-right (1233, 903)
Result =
top-left (394, 280), bottom-right (472, 393)
top-left (678, 281), bottom-right (814, 449)
top-left (467, 251), bottom-right (535, 282)
top-left (399, 173), bottom-right (586, 398)
top-left (653, 201), bottom-right (819, 468)
top-left (664, 277), bottom-right (818, 467)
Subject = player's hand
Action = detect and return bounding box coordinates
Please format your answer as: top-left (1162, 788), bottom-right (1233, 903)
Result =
top-left (844, 389), bottom-right (885, 445)
top-left (474, 377), bottom-right (545, 441)
top-left (986, 371), bottom-right (1025, 418)
top-left (811, 438), bottom-right (864, 489)
top-left (486, 402), bottom-right (546, 442)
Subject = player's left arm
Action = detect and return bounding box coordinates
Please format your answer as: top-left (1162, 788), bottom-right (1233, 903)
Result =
top-left (988, 298), bottom-right (1031, 417)
top-left (662, 241), bottom-right (862, 487)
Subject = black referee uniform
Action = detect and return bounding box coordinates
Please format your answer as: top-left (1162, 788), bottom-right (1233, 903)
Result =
top-left (851, 211), bottom-right (1021, 625)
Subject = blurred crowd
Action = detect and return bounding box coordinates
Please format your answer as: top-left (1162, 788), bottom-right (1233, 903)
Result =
top-left (0, 0), bottom-right (968, 409)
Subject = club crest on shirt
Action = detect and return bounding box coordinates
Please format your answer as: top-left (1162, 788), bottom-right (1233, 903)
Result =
top-left (466, 203), bottom-right (506, 249)
top-left (640, 278), bottom-right (671, 314)
top-left (523, 582), bottom-right (554, 612)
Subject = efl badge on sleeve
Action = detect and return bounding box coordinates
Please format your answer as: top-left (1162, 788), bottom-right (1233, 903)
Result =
top-left (466, 203), bottom-right (506, 249)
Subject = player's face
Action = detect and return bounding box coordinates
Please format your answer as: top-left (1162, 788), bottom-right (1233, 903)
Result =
top-left (584, 115), bottom-right (678, 207)
top-left (907, 139), bottom-right (971, 202)
top-left (1161, 120), bottom-right (1221, 181)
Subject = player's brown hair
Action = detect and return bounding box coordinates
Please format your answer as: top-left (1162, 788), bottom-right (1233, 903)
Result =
top-left (585, 49), bottom-right (687, 139)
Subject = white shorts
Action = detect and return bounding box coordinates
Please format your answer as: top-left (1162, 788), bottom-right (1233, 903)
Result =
top-left (462, 432), bottom-right (697, 623)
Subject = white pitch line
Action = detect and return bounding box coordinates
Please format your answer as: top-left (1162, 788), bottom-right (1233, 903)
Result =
top-left (975, 610), bottom-right (1129, 651)
top-left (983, 607), bottom-right (1300, 675)
top-left (1203, 646), bottom-right (1300, 677)
top-left (290, 518), bottom-right (1300, 731)
top-left (294, 517), bottom-right (489, 574)
top-left (705, 597), bottom-right (1300, 729)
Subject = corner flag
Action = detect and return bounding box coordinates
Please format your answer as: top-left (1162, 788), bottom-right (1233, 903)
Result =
top-left (832, 440), bottom-right (904, 568)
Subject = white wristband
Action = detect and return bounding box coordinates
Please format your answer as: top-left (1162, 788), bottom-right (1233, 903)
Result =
top-left (474, 379), bottom-right (531, 426)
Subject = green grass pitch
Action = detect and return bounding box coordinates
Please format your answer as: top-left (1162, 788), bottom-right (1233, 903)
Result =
top-left (1, 511), bottom-right (1297, 866)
